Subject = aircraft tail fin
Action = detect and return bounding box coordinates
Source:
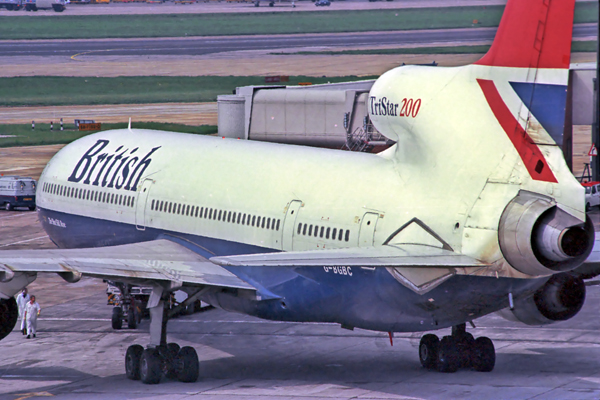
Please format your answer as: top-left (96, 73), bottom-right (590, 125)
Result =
top-left (475, 0), bottom-right (575, 70)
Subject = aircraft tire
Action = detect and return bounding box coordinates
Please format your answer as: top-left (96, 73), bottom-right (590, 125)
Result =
top-left (111, 307), bottom-right (123, 330)
top-left (125, 344), bottom-right (144, 380)
top-left (163, 343), bottom-right (181, 380)
top-left (127, 309), bottom-right (137, 329)
top-left (456, 331), bottom-right (475, 368)
top-left (140, 348), bottom-right (162, 384)
top-left (473, 337), bottom-right (495, 372)
top-left (0, 297), bottom-right (18, 341)
top-left (418, 334), bottom-right (439, 370)
top-left (177, 346), bottom-right (200, 382)
top-left (437, 336), bottom-right (459, 373)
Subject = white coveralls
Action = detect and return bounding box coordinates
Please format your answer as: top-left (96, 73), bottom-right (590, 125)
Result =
top-left (24, 301), bottom-right (40, 337)
top-left (16, 292), bottom-right (30, 332)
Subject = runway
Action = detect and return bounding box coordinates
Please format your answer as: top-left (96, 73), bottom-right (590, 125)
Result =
top-left (0, 23), bottom-right (596, 58)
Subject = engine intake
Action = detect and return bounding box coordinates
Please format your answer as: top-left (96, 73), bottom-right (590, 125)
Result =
top-left (499, 192), bottom-right (594, 276)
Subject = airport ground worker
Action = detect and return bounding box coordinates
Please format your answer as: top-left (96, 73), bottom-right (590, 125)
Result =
top-left (16, 288), bottom-right (30, 335)
top-left (24, 295), bottom-right (40, 339)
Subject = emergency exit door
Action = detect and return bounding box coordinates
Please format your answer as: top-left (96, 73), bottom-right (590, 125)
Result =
top-left (135, 179), bottom-right (154, 230)
top-left (358, 212), bottom-right (379, 247)
top-left (281, 200), bottom-right (302, 251)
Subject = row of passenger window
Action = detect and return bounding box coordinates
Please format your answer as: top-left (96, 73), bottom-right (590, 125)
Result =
top-left (150, 199), bottom-right (282, 231)
top-left (42, 182), bottom-right (135, 208)
top-left (297, 223), bottom-right (350, 242)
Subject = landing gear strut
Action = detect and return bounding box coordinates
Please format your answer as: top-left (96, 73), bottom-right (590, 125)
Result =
top-left (124, 287), bottom-right (200, 384)
top-left (419, 323), bottom-right (495, 372)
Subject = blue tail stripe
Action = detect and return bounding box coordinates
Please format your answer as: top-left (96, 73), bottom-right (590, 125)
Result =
top-left (509, 82), bottom-right (568, 146)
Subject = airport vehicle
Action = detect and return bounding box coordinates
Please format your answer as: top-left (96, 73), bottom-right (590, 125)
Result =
top-left (315, 0), bottom-right (330, 6)
top-left (106, 281), bottom-right (148, 329)
top-left (0, 176), bottom-right (36, 211)
top-left (583, 181), bottom-right (600, 211)
top-left (0, 0), bottom-right (599, 385)
top-left (24, 0), bottom-right (66, 11)
top-left (0, 0), bottom-right (24, 10)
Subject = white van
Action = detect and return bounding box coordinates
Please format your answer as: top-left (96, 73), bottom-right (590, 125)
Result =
top-left (0, 176), bottom-right (36, 211)
top-left (583, 181), bottom-right (600, 211)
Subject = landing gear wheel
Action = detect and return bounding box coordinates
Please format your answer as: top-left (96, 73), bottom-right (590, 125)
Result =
top-left (419, 334), bottom-right (439, 370)
top-left (177, 346), bottom-right (200, 382)
top-left (163, 343), bottom-right (181, 380)
top-left (437, 336), bottom-right (459, 373)
top-left (0, 298), bottom-right (18, 341)
top-left (140, 348), bottom-right (162, 384)
top-left (127, 309), bottom-right (137, 329)
top-left (4, 203), bottom-right (12, 211)
top-left (125, 344), bottom-right (144, 380)
top-left (473, 336), bottom-right (495, 372)
top-left (111, 307), bottom-right (123, 330)
top-left (455, 331), bottom-right (475, 368)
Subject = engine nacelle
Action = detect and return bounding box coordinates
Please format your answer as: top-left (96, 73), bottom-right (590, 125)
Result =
top-left (499, 191), bottom-right (594, 276)
top-left (0, 297), bottom-right (18, 341)
top-left (498, 273), bottom-right (585, 325)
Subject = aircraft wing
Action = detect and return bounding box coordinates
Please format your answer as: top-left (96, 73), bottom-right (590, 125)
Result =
top-left (0, 239), bottom-right (255, 291)
top-left (211, 244), bottom-right (490, 268)
top-left (211, 244), bottom-right (491, 295)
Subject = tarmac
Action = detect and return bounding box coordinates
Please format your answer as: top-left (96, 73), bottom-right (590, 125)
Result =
top-left (0, 208), bottom-right (599, 399)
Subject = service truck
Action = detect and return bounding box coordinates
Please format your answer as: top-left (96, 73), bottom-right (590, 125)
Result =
top-left (0, 176), bottom-right (36, 211)
top-left (0, 0), bottom-right (24, 10)
top-left (24, 0), bottom-right (66, 11)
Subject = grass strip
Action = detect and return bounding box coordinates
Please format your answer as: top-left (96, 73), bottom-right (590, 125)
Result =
top-left (276, 41), bottom-right (598, 56)
top-left (0, 75), bottom-right (375, 107)
top-left (0, 122), bottom-right (217, 147)
top-left (0, 2), bottom-right (596, 40)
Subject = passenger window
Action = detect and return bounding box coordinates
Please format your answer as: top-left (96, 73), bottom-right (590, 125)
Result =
top-left (228, 211), bottom-right (232, 222)
top-left (267, 218), bottom-right (271, 229)
top-left (252, 216), bottom-right (256, 226)
top-left (314, 226), bottom-right (319, 237)
top-left (131, 198), bottom-right (134, 207)
top-left (298, 223), bottom-right (302, 234)
top-left (168, 203), bottom-right (172, 213)
top-left (237, 213), bottom-right (241, 224)
top-left (242, 214), bottom-right (246, 224)
top-left (151, 200), bottom-right (155, 210)
top-left (326, 227), bottom-right (330, 239)
top-left (218, 210), bottom-right (222, 221)
top-left (338, 229), bottom-right (343, 241)
top-left (276, 220), bottom-right (280, 231)
top-left (261, 217), bottom-right (265, 228)
top-left (307, 225), bottom-right (312, 236)
top-left (119, 195), bottom-right (123, 206)
top-left (320, 227), bottom-right (324, 238)
top-left (345, 230), bottom-right (350, 242)
top-left (332, 228), bottom-right (337, 239)
top-left (195, 207), bottom-right (199, 217)
top-left (111, 194), bottom-right (115, 204)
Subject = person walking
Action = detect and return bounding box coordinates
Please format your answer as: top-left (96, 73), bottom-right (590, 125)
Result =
top-left (24, 295), bottom-right (40, 339)
top-left (16, 288), bottom-right (30, 335)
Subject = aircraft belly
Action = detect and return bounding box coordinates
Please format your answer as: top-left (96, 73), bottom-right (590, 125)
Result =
top-left (37, 207), bottom-right (548, 333)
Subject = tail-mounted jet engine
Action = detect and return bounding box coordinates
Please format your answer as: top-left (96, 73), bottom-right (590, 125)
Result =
top-left (499, 191), bottom-right (594, 277)
top-left (498, 272), bottom-right (585, 325)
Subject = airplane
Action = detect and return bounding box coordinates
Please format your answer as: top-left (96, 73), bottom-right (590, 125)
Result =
top-left (0, 0), bottom-right (598, 384)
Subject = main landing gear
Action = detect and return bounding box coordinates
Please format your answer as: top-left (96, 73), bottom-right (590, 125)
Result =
top-left (418, 323), bottom-right (495, 373)
top-left (124, 288), bottom-right (200, 384)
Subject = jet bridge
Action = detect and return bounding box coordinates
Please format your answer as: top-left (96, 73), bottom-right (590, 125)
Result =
top-left (217, 80), bottom-right (390, 151)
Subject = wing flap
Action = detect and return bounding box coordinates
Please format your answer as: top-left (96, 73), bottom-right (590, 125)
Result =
top-left (0, 239), bottom-right (254, 290)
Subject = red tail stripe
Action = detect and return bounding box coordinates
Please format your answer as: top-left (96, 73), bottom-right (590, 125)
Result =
top-left (477, 79), bottom-right (558, 183)
top-left (475, 0), bottom-right (574, 69)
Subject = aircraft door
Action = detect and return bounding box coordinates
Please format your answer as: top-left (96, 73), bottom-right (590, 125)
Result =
top-left (358, 212), bottom-right (379, 247)
top-left (281, 200), bottom-right (302, 251)
top-left (135, 179), bottom-right (154, 231)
